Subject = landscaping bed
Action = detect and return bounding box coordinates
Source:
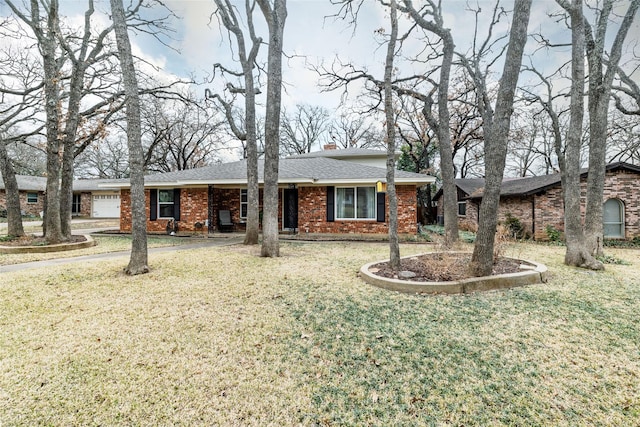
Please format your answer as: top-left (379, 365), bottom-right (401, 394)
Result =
top-left (370, 252), bottom-right (533, 282)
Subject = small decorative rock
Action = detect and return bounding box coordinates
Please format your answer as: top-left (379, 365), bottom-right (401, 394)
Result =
top-left (398, 270), bottom-right (417, 279)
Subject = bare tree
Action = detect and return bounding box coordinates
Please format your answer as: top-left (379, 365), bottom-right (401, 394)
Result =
top-left (211, 0), bottom-right (262, 245)
top-left (4, 0), bottom-right (67, 243)
top-left (110, 0), bottom-right (148, 275)
top-left (396, 0), bottom-right (459, 246)
top-left (611, 65), bottom-right (640, 116)
top-left (257, 0), bottom-right (287, 258)
top-left (448, 72), bottom-right (485, 178)
top-left (280, 104), bottom-right (330, 155)
top-left (580, 0), bottom-right (640, 256)
top-left (141, 97), bottom-right (223, 173)
top-left (463, 0), bottom-right (532, 277)
top-left (328, 111), bottom-right (384, 149)
top-left (396, 97), bottom-right (438, 224)
top-left (384, 0), bottom-right (400, 269)
top-left (75, 134), bottom-right (130, 178)
top-left (0, 138), bottom-right (25, 237)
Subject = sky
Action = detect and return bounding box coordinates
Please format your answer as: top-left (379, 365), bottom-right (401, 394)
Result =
top-left (134, 0), bottom-right (639, 112)
top-left (0, 0), bottom-right (638, 161)
top-left (1, 0), bottom-right (637, 113)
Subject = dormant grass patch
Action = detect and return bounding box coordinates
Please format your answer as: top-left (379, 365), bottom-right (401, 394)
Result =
top-left (0, 235), bottom-right (186, 266)
top-left (0, 241), bottom-right (638, 425)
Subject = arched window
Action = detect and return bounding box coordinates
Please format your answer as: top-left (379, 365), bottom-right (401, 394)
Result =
top-left (603, 198), bottom-right (624, 239)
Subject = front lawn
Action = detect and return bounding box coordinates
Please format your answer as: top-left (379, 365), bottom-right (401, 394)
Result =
top-left (0, 242), bottom-right (638, 425)
top-left (0, 235), bottom-right (189, 266)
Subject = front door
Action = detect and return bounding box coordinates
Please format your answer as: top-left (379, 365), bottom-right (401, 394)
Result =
top-left (283, 188), bottom-right (298, 231)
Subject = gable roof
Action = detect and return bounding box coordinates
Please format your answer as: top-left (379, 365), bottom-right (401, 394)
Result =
top-left (457, 162), bottom-right (640, 199)
top-left (0, 174), bottom-right (47, 192)
top-left (105, 157), bottom-right (435, 188)
top-left (0, 173), bottom-right (120, 192)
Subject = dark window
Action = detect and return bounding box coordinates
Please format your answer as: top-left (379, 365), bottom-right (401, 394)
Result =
top-left (458, 201), bottom-right (466, 216)
top-left (27, 192), bottom-right (38, 204)
top-left (240, 189), bottom-right (248, 219)
top-left (72, 194), bottom-right (81, 214)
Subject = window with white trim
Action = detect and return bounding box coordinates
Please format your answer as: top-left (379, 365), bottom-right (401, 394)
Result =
top-left (240, 189), bottom-right (248, 220)
top-left (603, 198), bottom-right (624, 238)
top-left (336, 186), bottom-right (376, 220)
top-left (27, 192), bottom-right (38, 204)
top-left (158, 189), bottom-right (175, 218)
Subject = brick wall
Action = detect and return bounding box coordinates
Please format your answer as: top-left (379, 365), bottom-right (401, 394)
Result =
top-left (298, 185), bottom-right (417, 235)
top-left (444, 169), bottom-right (640, 241)
top-left (120, 188), bottom-right (209, 233)
top-left (80, 192), bottom-right (92, 217)
top-left (0, 190), bottom-right (45, 216)
top-left (120, 184), bottom-right (420, 235)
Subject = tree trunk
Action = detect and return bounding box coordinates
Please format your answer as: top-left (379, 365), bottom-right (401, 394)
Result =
top-left (60, 67), bottom-right (88, 239)
top-left (583, 0), bottom-right (640, 256)
top-left (436, 31), bottom-right (458, 247)
top-left (60, 147), bottom-right (74, 237)
top-left (0, 141), bottom-right (25, 237)
top-left (243, 2), bottom-right (261, 246)
top-left (110, 0), bottom-right (149, 275)
top-left (258, 0), bottom-right (287, 258)
top-left (399, 0), bottom-right (458, 246)
top-left (40, 0), bottom-right (64, 244)
top-left (558, 0), bottom-right (601, 269)
top-left (384, 0), bottom-right (400, 270)
top-left (244, 92), bottom-right (260, 245)
top-left (469, 0), bottom-right (532, 277)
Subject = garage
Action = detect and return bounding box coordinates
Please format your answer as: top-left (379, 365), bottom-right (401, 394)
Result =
top-left (92, 192), bottom-right (121, 218)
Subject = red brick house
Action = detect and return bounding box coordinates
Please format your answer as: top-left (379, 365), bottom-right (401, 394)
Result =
top-left (0, 174), bottom-right (46, 217)
top-left (114, 153), bottom-right (435, 236)
top-left (0, 174), bottom-right (121, 218)
top-left (435, 162), bottom-right (640, 240)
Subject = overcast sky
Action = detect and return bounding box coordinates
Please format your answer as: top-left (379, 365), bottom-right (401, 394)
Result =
top-left (142, 1), bottom-right (638, 111)
top-left (1, 0), bottom-right (638, 121)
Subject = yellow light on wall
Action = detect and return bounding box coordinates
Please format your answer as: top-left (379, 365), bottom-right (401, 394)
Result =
top-left (376, 180), bottom-right (387, 193)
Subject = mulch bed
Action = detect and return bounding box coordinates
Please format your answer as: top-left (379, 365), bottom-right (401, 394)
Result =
top-left (370, 252), bottom-right (533, 282)
top-left (0, 235), bottom-right (87, 247)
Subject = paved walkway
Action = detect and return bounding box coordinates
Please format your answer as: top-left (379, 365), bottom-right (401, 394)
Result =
top-left (0, 236), bottom-right (244, 273)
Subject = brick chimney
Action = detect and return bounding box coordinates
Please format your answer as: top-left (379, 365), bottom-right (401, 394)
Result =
top-left (323, 143), bottom-right (337, 150)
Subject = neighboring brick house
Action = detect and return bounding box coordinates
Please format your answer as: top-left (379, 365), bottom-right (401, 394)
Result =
top-left (0, 173), bottom-right (121, 218)
top-left (434, 162), bottom-right (640, 240)
top-left (0, 174), bottom-right (47, 216)
top-left (115, 151), bottom-right (435, 236)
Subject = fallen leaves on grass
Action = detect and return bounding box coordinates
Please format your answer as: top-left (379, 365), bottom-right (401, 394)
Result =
top-left (371, 252), bottom-right (533, 281)
top-left (0, 242), bottom-right (638, 426)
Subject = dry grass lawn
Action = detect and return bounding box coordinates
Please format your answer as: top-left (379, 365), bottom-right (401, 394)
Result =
top-left (0, 241), bottom-right (638, 426)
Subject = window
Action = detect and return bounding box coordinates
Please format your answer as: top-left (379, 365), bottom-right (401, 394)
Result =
top-left (158, 189), bottom-right (175, 218)
top-left (336, 186), bottom-right (376, 219)
top-left (603, 198), bottom-right (624, 238)
top-left (27, 192), bottom-right (38, 204)
top-left (240, 189), bottom-right (248, 220)
top-left (72, 194), bottom-right (81, 214)
top-left (458, 201), bottom-right (466, 216)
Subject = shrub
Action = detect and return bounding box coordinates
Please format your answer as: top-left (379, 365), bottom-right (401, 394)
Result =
top-left (545, 225), bottom-right (562, 242)
top-left (504, 213), bottom-right (528, 240)
top-left (0, 206), bottom-right (7, 218)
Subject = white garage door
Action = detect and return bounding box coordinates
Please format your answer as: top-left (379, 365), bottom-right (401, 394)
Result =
top-left (92, 193), bottom-right (121, 218)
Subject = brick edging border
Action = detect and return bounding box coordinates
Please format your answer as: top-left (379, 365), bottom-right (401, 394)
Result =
top-left (0, 235), bottom-right (96, 254)
top-left (360, 252), bottom-right (548, 294)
